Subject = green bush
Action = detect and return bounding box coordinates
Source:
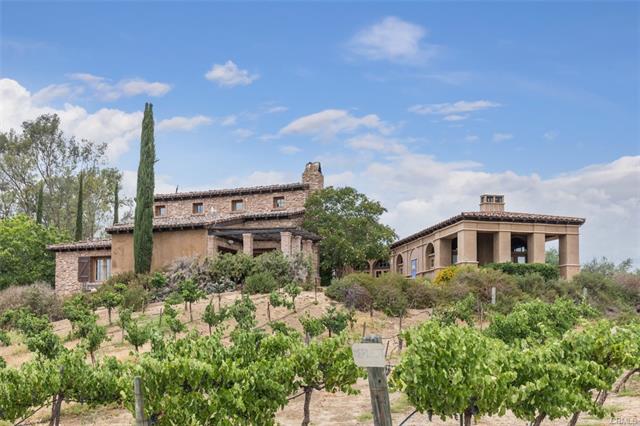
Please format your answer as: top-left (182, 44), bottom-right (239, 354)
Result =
top-left (451, 268), bottom-right (523, 313)
top-left (343, 283), bottom-right (372, 311)
top-left (120, 282), bottom-right (149, 311)
top-left (325, 279), bottom-right (351, 302)
top-left (252, 251), bottom-right (293, 287)
top-left (0, 283), bottom-right (64, 320)
top-left (372, 281), bottom-right (407, 317)
top-left (484, 262), bottom-right (560, 281)
top-left (244, 272), bottom-right (279, 294)
top-left (405, 280), bottom-right (436, 309)
top-left (210, 253), bottom-right (255, 287)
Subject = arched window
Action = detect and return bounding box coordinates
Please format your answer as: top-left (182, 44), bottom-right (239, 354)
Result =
top-left (396, 254), bottom-right (404, 274)
top-left (511, 236), bottom-right (528, 263)
top-left (426, 243), bottom-right (435, 269)
top-left (374, 259), bottom-right (390, 269)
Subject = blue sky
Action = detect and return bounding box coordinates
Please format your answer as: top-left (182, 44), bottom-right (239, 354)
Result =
top-left (1, 1), bottom-right (639, 264)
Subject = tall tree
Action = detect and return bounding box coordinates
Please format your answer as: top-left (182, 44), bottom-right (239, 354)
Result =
top-left (35, 181), bottom-right (44, 224)
top-left (303, 187), bottom-right (396, 283)
top-left (133, 103), bottom-right (155, 274)
top-left (113, 177), bottom-right (119, 225)
top-left (75, 172), bottom-right (83, 240)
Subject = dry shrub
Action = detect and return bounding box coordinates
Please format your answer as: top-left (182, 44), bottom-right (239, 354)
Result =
top-left (344, 283), bottom-right (372, 311)
top-left (0, 283), bottom-right (64, 320)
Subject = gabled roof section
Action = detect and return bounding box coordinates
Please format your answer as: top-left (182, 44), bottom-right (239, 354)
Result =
top-left (47, 239), bottom-right (112, 252)
top-left (390, 210), bottom-right (586, 249)
top-left (105, 209), bottom-right (306, 234)
top-left (154, 182), bottom-right (309, 202)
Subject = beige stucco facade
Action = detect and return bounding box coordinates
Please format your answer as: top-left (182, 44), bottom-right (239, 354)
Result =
top-left (389, 195), bottom-right (585, 280)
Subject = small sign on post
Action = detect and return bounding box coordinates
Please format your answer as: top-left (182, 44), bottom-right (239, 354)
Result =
top-left (491, 286), bottom-right (497, 305)
top-left (354, 336), bottom-right (392, 426)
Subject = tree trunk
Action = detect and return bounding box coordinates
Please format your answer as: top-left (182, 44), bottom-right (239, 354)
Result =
top-left (596, 389), bottom-right (608, 406)
top-left (567, 411), bottom-right (580, 426)
top-left (463, 407), bottom-right (473, 426)
top-left (614, 368), bottom-right (639, 393)
top-left (90, 351), bottom-right (96, 366)
top-left (49, 393), bottom-right (63, 426)
top-left (267, 303), bottom-right (271, 322)
top-left (108, 308), bottom-right (112, 325)
top-left (301, 387), bottom-right (313, 426)
top-left (533, 412), bottom-right (546, 426)
top-left (208, 324), bottom-right (212, 336)
top-left (189, 303), bottom-right (193, 322)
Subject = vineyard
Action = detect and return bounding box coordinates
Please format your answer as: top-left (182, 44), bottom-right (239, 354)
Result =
top-left (1, 267), bottom-right (639, 425)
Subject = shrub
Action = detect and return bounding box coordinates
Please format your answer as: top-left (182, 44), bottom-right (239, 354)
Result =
top-left (372, 281), bottom-right (407, 317)
top-left (149, 272), bottom-right (167, 289)
top-left (244, 272), bottom-right (279, 294)
top-left (0, 283), bottom-right (64, 320)
top-left (484, 262), bottom-right (560, 281)
top-left (120, 282), bottom-right (149, 311)
top-left (321, 306), bottom-right (350, 337)
top-left (451, 268), bottom-right (522, 313)
top-left (210, 253), bottom-right (255, 288)
top-left (344, 283), bottom-right (372, 311)
top-left (325, 279), bottom-right (351, 302)
top-left (433, 265), bottom-right (459, 285)
top-left (405, 280), bottom-right (436, 309)
top-left (252, 251), bottom-right (293, 287)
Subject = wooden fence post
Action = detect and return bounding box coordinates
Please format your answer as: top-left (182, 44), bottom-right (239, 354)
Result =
top-left (134, 376), bottom-right (147, 426)
top-left (491, 287), bottom-right (496, 305)
top-left (362, 335), bottom-right (392, 426)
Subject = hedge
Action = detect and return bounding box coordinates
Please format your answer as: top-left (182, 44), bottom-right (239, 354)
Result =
top-left (483, 262), bottom-right (559, 281)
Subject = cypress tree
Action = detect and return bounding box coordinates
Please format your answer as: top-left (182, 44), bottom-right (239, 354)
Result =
top-left (133, 103), bottom-right (155, 273)
top-left (113, 178), bottom-right (119, 225)
top-left (75, 172), bottom-right (84, 240)
top-left (35, 181), bottom-right (44, 225)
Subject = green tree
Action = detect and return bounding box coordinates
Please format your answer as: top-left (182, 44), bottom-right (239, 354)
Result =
top-left (178, 278), bottom-right (205, 321)
top-left (75, 171), bottom-right (84, 240)
top-left (303, 187), bottom-right (396, 283)
top-left (0, 215), bottom-right (69, 289)
top-left (124, 317), bottom-right (150, 352)
top-left (81, 322), bottom-right (109, 366)
top-left (35, 181), bottom-right (44, 224)
top-left (320, 306), bottom-right (350, 337)
top-left (133, 103), bottom-right (155, 274)
top-left (545, 248), bottom-right (559, 265)
top-left (99, 289), bottom-right (123, 325)
top-left (202, 302), bottom-right (229, 335)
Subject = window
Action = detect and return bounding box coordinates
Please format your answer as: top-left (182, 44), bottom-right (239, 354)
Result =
top-left (273, 196), bottom-right (285, 209)
top-left (192, 202), bottom-right (204, 214)
top-left (411, 259), bottom-right (418, 278)
top-left (94, 257), bottom-right (111, 282)
top-left (495, 195), bottom-right (503, 203)
top-left (155, 205), bottom-right (167, 217)
top-left (451, 238), bottom-right (458, 265)
top-left (511, 236), bottom-right (528, 264)
top-left (231, 199), bottom-right (244, 211)
top-left (396, 254), bottom-right (404, 275)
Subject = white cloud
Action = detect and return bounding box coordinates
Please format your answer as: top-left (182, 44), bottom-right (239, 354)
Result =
top-left (205, 60), bottom-right (259, 87)
top-left (327, 151), bottom-right (640, 265)
top-left (349, 16), bottom-right (436, 63)
top-left (266, 105), bottom-right (288, 114)
top-left (345, 133), bottom-right (407, 154)
top-left (279, 145), bottom-right (301, 155)
top-left (219, 115), bottom-right (237, 127)
top-left (0, 78), bottom-right (202, 161)
top-left (68, 73), bottom-right (170, 101)
top-left (157, 115), bottom-right (212, 131)
top-left (465, 135), bottom-right (479, 142)
top-left (443, 114), bottom-right (467, 122)
top-left (32, 83), bottom-right (83, 105)
top-left (232, 128), bottom-right (254, 140)
top-left (409, 100), bottom-right (500, 117)
top-left (280, 109), bottom-right (391, 139)
top-left (493, 132), bottom-right (513, 142)
top-left (544, 130), bottom-right (559, 141)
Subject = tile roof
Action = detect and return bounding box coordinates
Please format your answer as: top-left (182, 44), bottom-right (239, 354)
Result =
top-left (105, 208), bottom-right (306, 234)
top-left (154, 182), bottom-right (309, 201)
top-left (47, 239), bottom-right (112, 252)
top-left (390, 210), bottom-right (586, 248)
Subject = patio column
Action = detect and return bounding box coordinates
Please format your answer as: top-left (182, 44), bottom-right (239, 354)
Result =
top-left (242, 233), bottom-right (254, 256)
top-left (433, 238), bottom-right (451, 269)
top-left (292, 235), bottom-right (302, 255)
top-left (493, 231), bottom-right (511, 263)
top-left (559, 233), bottom-right (580, 280)
top-left (280, 231), bottom-right (292, 256)
top-left (527, 233), bottom-right (546, 264)
top-left (457, 229), bottom-right (478, 266)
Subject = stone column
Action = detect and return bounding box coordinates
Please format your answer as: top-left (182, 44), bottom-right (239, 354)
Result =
top-left (559, 233), bottom-right (580, 280)
top-left (433, 238), bottom-right (452, 270)
top-left (457, 229), bottom-right (478, 266)
top-left (527, 233), bottom-right (546, 264)
top-left (493, 231), bottom-right (511, 263)
top-left (207, 235), bottom-right (219, 257)
top-left (292, 235), bottom-right (302, 255)
top-left (242, 233), bottom-right (254, 256)
top-left (280, 231), bottom-right (293, 256)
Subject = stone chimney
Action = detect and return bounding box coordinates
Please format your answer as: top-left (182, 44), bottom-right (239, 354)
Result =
top-left (302, 162), bottom-right (324, 192)
top-left (479, 194), bottom-right (505, 212)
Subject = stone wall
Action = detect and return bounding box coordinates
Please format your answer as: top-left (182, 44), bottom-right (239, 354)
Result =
top-left (54, 249), bottom-right (111, 296)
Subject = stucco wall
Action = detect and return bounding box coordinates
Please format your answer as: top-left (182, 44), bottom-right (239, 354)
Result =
top-left (111, 229), bottom-right (208, 274)
top-left (54, 249), bottom-right (111, 296)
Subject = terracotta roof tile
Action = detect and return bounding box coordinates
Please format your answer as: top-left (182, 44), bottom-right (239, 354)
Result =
top-left (390, 210), bottom-right (585, 248)
top-left (47, 239), bottom-right (112, 252)
top-left (154, 182), bottom-right (308, 201)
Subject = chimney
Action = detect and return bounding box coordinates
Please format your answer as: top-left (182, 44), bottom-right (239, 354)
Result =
top-left (479, 194), bottom-right (505, 212)
top-left (302, 162), bottom-right (324, 192)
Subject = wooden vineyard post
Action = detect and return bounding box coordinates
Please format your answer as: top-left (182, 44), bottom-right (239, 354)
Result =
top-left (491, 286), bottom-right (496, 305)
top-left (353, 335), bottom-right (392, 426)
top-left (134, 376), bottom-right (147, 426)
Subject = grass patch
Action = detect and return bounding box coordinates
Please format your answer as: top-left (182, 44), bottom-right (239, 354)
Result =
top-left (390, 394), bottom-right (412, 414)
top-left (356, 412), bottom-right (373, 422)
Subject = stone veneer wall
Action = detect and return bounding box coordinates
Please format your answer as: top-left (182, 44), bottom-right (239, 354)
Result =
top-left (54, 248), bottom-right (111, 296)
top-left (156, 190), bottom-right (309, 218)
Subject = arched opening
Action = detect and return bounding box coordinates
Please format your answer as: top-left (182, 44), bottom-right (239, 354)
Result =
top-left (395, 254), bottom-right (404, 275)
top-left (511, 236), bottom-right (528, 263)
top-left (426, 243), bottom-right (435, 269)
top-left (374, 259), bottom-right (390, 269)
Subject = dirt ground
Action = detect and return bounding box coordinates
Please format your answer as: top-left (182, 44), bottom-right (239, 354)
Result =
top-left (2, 290), bottom-right (638, 426)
